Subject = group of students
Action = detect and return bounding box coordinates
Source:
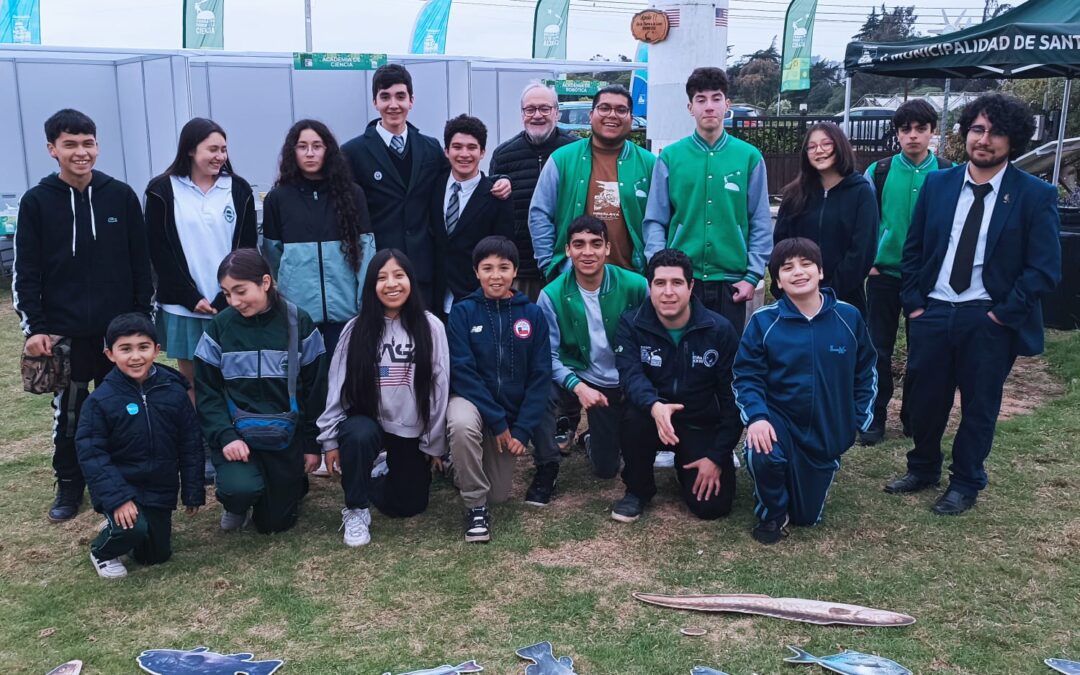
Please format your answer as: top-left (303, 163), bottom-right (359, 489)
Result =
top-left (13, 60), bottom-right (1060, 579)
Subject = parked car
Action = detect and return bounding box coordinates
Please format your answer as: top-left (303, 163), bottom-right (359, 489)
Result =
top-left (725, 104), bottom-right (765, 129)
top-left (558, 101), bottom-right (646, 132)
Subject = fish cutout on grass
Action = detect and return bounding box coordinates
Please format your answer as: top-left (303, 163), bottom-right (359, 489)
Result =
top-left (633, 592), bottom-right (915, 627)
top-left (785, 645), bottom-right (912, 675)
top-left (136, 646), bottom-right (283, 675)
top-left (46, 661), bottom-right (83, 675)
top-left (382, 662), bottom-right (483, 675)
top-left (516, 642), bottom-right (577, 675)
top-left (691, 668), bottom-right (731, 675)
top-left (1046, 659), bottom-right (1080, 674)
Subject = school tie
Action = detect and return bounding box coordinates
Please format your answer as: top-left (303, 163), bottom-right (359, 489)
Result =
top-left (445, 182), bottom-right (461, 236)
top-left (390, 134), bottom-right (406, 157)
top-left (950, 182), bottom-right (994, 294)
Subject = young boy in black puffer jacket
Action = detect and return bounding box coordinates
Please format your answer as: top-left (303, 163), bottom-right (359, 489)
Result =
top-left (76, 313), bottom-right (204, 579)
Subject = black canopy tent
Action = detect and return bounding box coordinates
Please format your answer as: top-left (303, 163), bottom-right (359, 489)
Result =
top-left (843, 0), bottom-right (1080, 186)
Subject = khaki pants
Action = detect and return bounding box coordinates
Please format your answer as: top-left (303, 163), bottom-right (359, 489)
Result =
top-left (447, 396), bottom-right (517, 508)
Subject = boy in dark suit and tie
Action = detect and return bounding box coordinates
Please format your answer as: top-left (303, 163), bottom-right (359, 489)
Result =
top-left (432, 114), bottom-right (514, 316)
top-left (885, 94), bottom-right (1061, 515)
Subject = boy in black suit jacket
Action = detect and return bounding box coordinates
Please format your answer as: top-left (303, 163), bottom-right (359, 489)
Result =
top-left (432, 115), bottom-right (514, 315)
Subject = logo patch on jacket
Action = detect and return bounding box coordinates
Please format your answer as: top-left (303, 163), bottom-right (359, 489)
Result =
top-left (374, 170), bottom-right (383, 181)
top-left (513, 319), bottom-right (532, 339)
top-left (641, 346), bottom-right (662, 367)
top-left (224, 204), bottom-right (236, 223)
top-left (126, 403), bottom-right (139, 415)
top-left (471, 325), bottom-right (484, 334)
top-left (691, 349), bottom-right (719, 368)
top-left (107, 216), bottom-right (118, 223)
top-left (829, 345), bottom-right (848, 355)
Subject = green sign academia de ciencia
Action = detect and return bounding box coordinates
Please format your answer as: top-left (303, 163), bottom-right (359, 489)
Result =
top-left (293, 53), bottom-right (388, 71)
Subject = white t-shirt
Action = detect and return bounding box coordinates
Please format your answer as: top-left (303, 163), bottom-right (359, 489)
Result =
top-left (161, 175), bottom-right (236, 319)
top-left (577, 284), bottom-right (619, 388)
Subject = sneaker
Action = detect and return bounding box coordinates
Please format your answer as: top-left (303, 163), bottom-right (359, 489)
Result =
top-left (371, 451), bottom-right (389, 478)
top-left (581, 431), bottom-right (592, 462)
top-left (219, 510), bottom-right (247, 531)
top-left (751, 514), bottom-right (790, 545)
top-left (312, 455), bottom-right (330, 477)
top-left (654, 451), bottom-right (675, 468)
top-left (90, 551), bottom-right (128, 579)
top-left (554, 417), bottom-right (575, 456)
top-left (610, 493), bottom-right (645, 523)
top-left (464, 506), bottom-right (491, 543)
top-left (47, 479), bottom-right (84, 522)
top-left (525, 462), bottom-right (559, 506)
top-left (340, 507), bottom-right (372, 547)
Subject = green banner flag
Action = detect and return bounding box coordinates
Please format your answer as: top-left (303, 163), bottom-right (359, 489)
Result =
top-left (780, 0), bottom-right (817, 92)
top-left (184, 0), bottom-right (224, 49)
top-left (533, 0), bottom-right (570, 59)
top-left (294, 53), bottom-right (388, 71)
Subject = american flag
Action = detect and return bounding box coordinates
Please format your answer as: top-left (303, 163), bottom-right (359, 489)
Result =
top-left (665, 8), bottom-right (680, 27)
top-left (715, 7), bottom-right (728, 27)
top-left (379, 364), bottom-right (413, 387)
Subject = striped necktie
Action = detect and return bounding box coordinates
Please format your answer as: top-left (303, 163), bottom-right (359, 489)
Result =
top-left (445, 182), bottom-right (461, 236)
top-left (390, 134), bottom-right (405, 157)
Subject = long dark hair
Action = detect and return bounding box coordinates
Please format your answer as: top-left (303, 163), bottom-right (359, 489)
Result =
top-left (275, 119), bottom-right (369, 272)
top-left (780, 122), bottom-right (857, 219)
top-left (217, 248), bottom-right (280, 306)
top-left (342, 249), bottom-right (433, 427)
top-left (165, 117), bottom-right (234, 178)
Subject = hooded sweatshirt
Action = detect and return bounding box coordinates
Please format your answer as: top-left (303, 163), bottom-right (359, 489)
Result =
top-left (12, 171), bottom-right (153, 337)
top-left (773, 172), bottom-right (879, 309)
top-left (317, 311), bottom-right (450, 457)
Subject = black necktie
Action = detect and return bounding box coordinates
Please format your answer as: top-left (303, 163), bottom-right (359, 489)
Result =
top-left (949, 182), bottom-right (994, 294)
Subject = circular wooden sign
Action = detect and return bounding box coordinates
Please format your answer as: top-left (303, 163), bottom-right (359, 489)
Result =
top-left (631, 9), bottom-right (670, 44)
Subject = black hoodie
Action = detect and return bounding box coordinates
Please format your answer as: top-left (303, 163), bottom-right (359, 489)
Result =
top-left (773, 172), bottom-right (879, 312)
top-left (12, 170), bottom-right (153, 338)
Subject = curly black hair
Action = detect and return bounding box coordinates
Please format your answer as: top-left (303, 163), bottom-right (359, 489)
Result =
top-left (275, 119), bottom-right (369, 272)
top-left (443, 114), bottom-right (488, 150)
top-left (958, 93), bottom-right (1035, 160)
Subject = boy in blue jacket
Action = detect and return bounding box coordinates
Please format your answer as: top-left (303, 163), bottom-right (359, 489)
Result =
top-left (733, 238), bottom-right (877, 544)
top-left (446, 236), bottom-right (554, 543)
top-left (76, 314), bottom-right (204, 578)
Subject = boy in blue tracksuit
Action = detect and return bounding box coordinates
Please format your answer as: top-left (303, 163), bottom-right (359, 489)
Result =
top-left (734, 238), bottom-right (877, 544)
top-left (76, 313), bottom-right (204, 578)
top-left (446, 236), bottom-right (554, 543)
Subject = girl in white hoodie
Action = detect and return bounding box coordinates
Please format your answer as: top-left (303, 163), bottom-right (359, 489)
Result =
top-left (316, 249), bottom-right (449, 547)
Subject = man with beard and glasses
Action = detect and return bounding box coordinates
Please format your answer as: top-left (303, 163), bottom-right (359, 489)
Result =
top-left (884, 94), bottom-right (1061, 516)
top-left (489, 82), bottom-right (576, 301)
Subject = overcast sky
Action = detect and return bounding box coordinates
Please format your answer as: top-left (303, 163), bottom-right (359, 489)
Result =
top-left (32, 0), bottom-right (1021, 64)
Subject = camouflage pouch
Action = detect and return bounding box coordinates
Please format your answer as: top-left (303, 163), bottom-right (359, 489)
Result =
top-left (21, 336), bottom-right (72, 394)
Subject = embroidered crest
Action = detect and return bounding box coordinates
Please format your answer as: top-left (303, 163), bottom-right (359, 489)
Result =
top-left (513, 319), bottom-right (532, 339)
top-left (691, 349), bottom-right (720, 367)
top-left (223, 204), bottom-right (236, 223)
top-left (374, 170), bottom-right (384, 181)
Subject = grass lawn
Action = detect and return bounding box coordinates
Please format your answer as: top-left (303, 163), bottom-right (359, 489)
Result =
top-left (0, 284), bottom-right (1077, 675)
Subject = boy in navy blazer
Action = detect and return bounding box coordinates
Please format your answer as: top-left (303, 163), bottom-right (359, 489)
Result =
top-left (885, 93), bottom-right (1061, 515)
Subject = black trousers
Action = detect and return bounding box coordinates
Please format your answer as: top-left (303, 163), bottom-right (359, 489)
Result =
top-left (905, 300), bottom-right (1017, 496)
top-left (620, 412), bottom-right (735, 520)
top-left (865, 274), bottom-right (911, 428)
top-left (692, 280), bottom-right (748, 333)
top-left (551, 382), bottom-right (624, 479)
top-left (54, 336), bottom-right (111, 483)
top-left (337, 415), bottom-right (432, 518)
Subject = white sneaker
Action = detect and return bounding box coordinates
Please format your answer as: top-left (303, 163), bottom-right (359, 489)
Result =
top-left (90, 551), bottom-right (127, 579)
top-left (220, 510), bottom-right (247, 531)
top-left (340, 507), bottom-right (371, 547)
top-left (654, 451), bottom-right (675, 468)
top-left (371, 451), bottom-right (389, 478)
top-left (312, 456), bottom-right (330, 477)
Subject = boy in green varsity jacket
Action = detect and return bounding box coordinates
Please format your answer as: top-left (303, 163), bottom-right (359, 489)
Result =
top-left (537, 216), bottom-right (648, 481)
top-left (642, 67), bottom-right (772, 332)
top-left (860, 99), bottom-right (953, 445)
top-left (528, 84), bottom-right (655, 279)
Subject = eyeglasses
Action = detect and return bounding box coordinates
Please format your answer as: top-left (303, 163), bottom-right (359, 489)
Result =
top-left (521, 105), bottom-right (555, 116)
top-left (967, 125), bottom-right (1007, 140)
top-left (806, 141), bottom-right (835, 153)
top-left (295, 143), bottom-right (326, 155)
top-left (594, 103), bottom-right (631, 117)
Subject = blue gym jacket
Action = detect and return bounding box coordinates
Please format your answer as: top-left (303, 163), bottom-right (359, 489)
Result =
top-left (76, 364), bottom-right (205, 514)
top-left (447, 287), bottom-right (552, 446)
top-left (732, 288), bottom-right (878, 458)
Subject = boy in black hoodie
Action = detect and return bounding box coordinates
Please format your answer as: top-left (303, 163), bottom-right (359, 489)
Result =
top-left (13, 109), bottom-right (153, 522)
top-left (76, 313), bottom-right (204, 579)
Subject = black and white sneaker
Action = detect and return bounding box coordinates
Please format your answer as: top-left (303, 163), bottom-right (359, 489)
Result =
top-left (525, 462), bottom-right (559, 506)
top-left (554, 417), bottom-right (575, 456)
top-left (610, 493), bottom-right (645, 523)
top-left (751, 514), bottom-right (790, 545)
top-left (464, 506), bottom-right (491, 543)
